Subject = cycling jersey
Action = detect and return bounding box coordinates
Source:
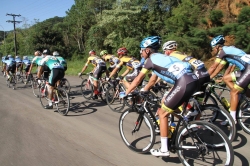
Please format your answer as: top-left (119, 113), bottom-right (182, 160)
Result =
top-left (5, 58), bottom-right (16, 73)
top-left (55, 56), bottom-right (67, 71)
top-left (141, 53), bottom-right (193, 84)
top-left (40, 56), bottom-right (64, 70)
top-left (141, 53), bottom-right (198, 113)
top-left (103, 54), bottom-right (120, 68)
top-left (215, 46), bottom-right (247, 71)
top-left (22, 59), bottom-right (31, 73)
top-left (85, 56), bottom-right (106, 67)
top-left (31, 56), bottom-right (43, 66)
top-left (117, 56), bottom-right (141, 70)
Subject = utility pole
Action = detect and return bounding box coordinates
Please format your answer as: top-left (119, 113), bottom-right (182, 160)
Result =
top-left (6, 13), bottom-right (22, 56)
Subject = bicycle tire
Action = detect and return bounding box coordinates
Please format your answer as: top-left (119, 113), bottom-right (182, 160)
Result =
top-left (31, 79), bottom-right (40, 98)
top-left (237, 99), bottom-right (250, 134)
top-left (99, 82), bottom-right (111, 103)
top-left (55, 87), bottom-right (70, 116)
top-left (106, 85), bottom-right (126, 112)
top-left (81, 79), bottom-right (93, 100)
top-left (119, 108), bottom-right (156, 153)
top-left (39, 84), bottom-right (49, 108)
top-left (197, 104), bottom-right (236, 145)
top-left (60, 78), bottom-right (71, 94)
top-left (176, 121), bottom-right (234, 166)
top-left (201, 93), bottom-right (218, 121)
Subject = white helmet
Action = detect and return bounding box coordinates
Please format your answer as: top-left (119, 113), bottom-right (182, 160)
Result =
top-left (8, 54), bottom-right (13, 58)
top-left (162, 41), bottom-right (178, 51)
top-left (15, 56), bottom-right (20, 59)
top-left (53, 51), bottom-right (59, 56)
top-left (23, 56), bottom-right (28, 60)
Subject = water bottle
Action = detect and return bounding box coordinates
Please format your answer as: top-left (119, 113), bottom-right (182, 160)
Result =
top-left (168, 122), bottom-right (176, 138)
top-left (221, 97), bottom-right (230, 109)
top-left (155, 116), bottom-right (160, 125)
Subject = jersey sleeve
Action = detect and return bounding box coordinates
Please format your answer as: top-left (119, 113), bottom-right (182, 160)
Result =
top-left (141, 58), bottom-right (153, 74)
top-left (216, 50), bottom-right (227, 65)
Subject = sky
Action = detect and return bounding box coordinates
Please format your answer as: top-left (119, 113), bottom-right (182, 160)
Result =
top-left (0, 0), bottom-right (75, 31)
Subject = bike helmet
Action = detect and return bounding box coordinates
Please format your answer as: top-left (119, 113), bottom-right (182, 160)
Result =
top-left (23, 56), bottom-right (28, 60)
top-left (89, 50), bottom-right (96, 55)
top-left (43, 49), bottom-right (50, 55)
top-left (15, 55), bottom-right (20, 59)
top-left (53, 51), bottom-right (59, 56)
top-left (162, 41), bottom-right (178, 51)
top-left (117, 47), bottom-right (128, 55)
top-left (140, 36), bottom-right (161, 49)
top-left (100, 50), bottom-right (108, 56)
top-left (8, 54), bottom-right (13, 58)
top-left (211, 35), bottom-right (225, 47)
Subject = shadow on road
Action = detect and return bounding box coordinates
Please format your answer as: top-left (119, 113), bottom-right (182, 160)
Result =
top-left (233, 132), bottom-right (247, 149)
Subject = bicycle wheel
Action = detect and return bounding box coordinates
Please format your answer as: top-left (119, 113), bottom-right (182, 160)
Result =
top-left (81, 79), bottom-right (93, 100)
top-left (39, 84), bottom-right (49, 108)
top-left (99, 82), bottom-right (112, 103)
top-left (60, 78), bottom-right (71, 94)
top-left (198, 104), bottom-right (236, 145)
top-left (176, 121), bottom-right (234, 166)
top-left (106, 85), bottom-right (126, 112)
top-left (119, 108), bottom-right (156, 153)
top-left (31, 79), bottom-right (40, 98)
top-left (200, 93), bottom-right (218, 121)
top-left (237, 100), bottom-right (250, 134)
top-left (55, 88), bottom-right (70, 116)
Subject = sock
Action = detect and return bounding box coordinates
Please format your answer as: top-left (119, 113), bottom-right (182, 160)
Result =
top-left (94, 90), bottom-right (99, 95)
top-left (48, 100), bottom-right (52, 106)
top-left (160, 137), bottom-right (168, 152)
top-left (230, 110), bottom-right (236, 121)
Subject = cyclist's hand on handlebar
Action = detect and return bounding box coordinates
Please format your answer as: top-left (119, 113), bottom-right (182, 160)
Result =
top-left (140, 90), bottom-right (149, 97)
top-left (106, 77), bottom-right (110, 81)
top-left (119, 75), bottom-right (124, 80)
top-left (78, 72), bottom-right (82, 77)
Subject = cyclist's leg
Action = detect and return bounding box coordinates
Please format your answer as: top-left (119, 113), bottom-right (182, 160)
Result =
top-left (45, 69), bottom-right (64, 109)
top-left (93, 65), bottom-right (106, 98)
top-left (151, 74), bottom-right (198, 157)
top-left (123, 69), bottom-right (140, 89)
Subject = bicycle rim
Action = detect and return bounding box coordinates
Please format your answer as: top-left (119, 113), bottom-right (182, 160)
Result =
top-left (238, 100), bottom-right (250, 134)
top-left (199, 104), bottom-right (236, 145)
top-left (32, 80), bottom-right (40, 98)
top-left (176, 121), bottom-right (234, 166)
top-left (56, 88), bottom-right (70, 116)
top-left (81, 79), bottom-right (93, 100)
top-left (61, 78), bottom-right (71, 94)
top-left (39, 85), bottom-right (49, 108)
top-left (119, 109), bottom-right (156, 153)
top-left (106, 86), bottom-right (126, 112)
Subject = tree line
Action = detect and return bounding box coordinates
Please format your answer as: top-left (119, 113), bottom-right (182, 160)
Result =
top-left (0, 0), bottom-right (249, 61)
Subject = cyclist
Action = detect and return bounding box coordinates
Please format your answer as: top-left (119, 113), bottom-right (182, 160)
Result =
top-left (15, 55), bottom-right (23, 74)
top-left (53, 51), bottom-right (67, 71)
top-left (162, 41), bottom-right (210, 117)
top-left (1, 56), bottom-right (7, 76)
top-left (78, 50), bottom-right (107, 99)
top-left (28, 51), bottom-right (43, 75)
top-left (22, 56), bottom-right (31, 76)
top-left (208, 35), bottom-right (248, 124)
top-left (108, 47), bottom-right (141, 89)
top-left (37, 54), bottom-right (65, 109)
top-left (42, 49), bottom-right (52, 80)
top-left (5, 55), bottom-right (16, 80)
top-left (121, 36), bottom-right (198, 157)
top-left (100, 50), bottom-right (121, 77)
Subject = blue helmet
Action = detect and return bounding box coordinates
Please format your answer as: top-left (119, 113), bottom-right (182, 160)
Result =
top-left (140, 36), bottom-right (161, 50)
top-left (211, 35), bottom-right (225, 47)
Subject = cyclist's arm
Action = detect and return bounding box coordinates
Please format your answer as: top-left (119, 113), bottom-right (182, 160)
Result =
top-left (80, 60), bottom-right (89, 73)
top-left (144, 74), bottom-right (158, 91)
top-left (109, 61), bottom-right (123, 78)
top-left (125, 71), bottom-right (146, 95)
top-left (121, 68), bottom-right (130, 77)
top-left (208, 58), bottom-right (226, 79)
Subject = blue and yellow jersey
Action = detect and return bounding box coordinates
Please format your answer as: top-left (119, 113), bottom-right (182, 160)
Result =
top-left (215, 46), bottom-right (247, 70)
top-left (85, 56), bottom-right (105, 67)
top-left (169, 51), bottom-right (205, 70)
top-left (141, 53), bottom-right (192, 84)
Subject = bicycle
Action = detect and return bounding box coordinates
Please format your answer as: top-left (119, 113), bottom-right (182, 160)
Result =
top-left (6, 72), bottom-right (17, 90)
top-left (203, 80), bottom-right (250, 135)
top-left (80, 73), bottom-right (111, 103)
top-left (59, 77), bottom-right (71, 94)
top-left (39, 78), bottom-right (70, 116)
top-left (119, 92), bottom-right (234, 165)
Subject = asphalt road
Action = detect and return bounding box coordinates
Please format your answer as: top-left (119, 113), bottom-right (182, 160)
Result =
top-left (0, 74), bottom-right (249, 166)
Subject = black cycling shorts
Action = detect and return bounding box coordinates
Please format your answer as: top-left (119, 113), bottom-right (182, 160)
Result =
top-left (93, 65), bottom-right (106, 80)
top-left (48, 68), bottom-right (65, 87)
